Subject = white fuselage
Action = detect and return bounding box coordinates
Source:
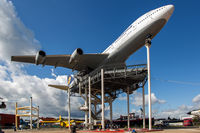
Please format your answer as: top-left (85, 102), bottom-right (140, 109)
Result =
top-left (188, 109), bottom-right (200, 116)
top-left (101, 5), bottom-right (174, 65)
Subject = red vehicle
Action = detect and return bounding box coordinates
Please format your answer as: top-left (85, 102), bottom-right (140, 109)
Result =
top-left (183, 118), bottom-right (193, 126)
top-left (0, 113), bottom-right (20, 128)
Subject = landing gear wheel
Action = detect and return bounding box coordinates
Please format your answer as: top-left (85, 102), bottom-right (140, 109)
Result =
top-left (145, 34), bottom-right (152, 46)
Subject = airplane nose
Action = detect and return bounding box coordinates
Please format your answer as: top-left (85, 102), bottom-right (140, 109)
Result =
top-left (164, 5), bottom-right (174, 21)
top-left (167, 5), bottom-right (175, 15)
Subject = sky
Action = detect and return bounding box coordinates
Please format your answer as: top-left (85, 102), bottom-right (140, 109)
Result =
top-left (0, 0), bottom-right (200, 119)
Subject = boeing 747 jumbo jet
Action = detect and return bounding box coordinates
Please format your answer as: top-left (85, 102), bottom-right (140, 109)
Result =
top-left (11, 5), bottom-right (174, 80)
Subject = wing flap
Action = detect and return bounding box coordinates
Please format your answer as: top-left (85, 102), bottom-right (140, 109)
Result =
top-left (44, 55), bottom-right (73, 69)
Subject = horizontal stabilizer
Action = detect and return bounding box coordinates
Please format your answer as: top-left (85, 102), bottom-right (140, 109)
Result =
top-left (48, 84), bottom-right (69, 91)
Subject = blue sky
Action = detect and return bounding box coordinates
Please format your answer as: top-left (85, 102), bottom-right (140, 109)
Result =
top-left (1, 0), bottom-right (199, 118)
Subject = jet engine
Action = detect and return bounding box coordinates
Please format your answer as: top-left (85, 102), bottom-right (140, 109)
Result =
top-left (69, 48), bottom-right (83, 64)
top-left (0, 102), bottom-right (6, 109)
top-left (35, 50), bottom-right (46, 65)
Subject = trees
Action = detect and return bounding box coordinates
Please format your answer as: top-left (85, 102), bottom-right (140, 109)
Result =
top-left (192, 116), bottom-right (200, 126)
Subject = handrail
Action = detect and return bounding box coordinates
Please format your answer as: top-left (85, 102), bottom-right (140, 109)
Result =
top-left (76, 64), bottom-right (147, 87)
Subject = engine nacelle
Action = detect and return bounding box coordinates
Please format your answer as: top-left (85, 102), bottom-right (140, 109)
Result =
top-left (0, 102), bottom-right (6, 109)
top-left (35, 50), bottom-right (46, 65)
top-left (69, 48), bottom-right (83, 64)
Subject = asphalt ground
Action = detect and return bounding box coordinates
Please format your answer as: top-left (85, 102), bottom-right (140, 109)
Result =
top-left (2, 128), bottom-right (200, 133)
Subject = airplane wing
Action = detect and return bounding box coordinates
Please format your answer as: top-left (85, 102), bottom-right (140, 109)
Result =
top-left (48, 85), bottom-right (69, 91)
top-left (11, 53), bottom-right (109, 71)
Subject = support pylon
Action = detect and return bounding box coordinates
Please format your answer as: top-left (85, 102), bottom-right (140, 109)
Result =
top-left (101, 69), bottom-right (105, 130)
top-left (145, 36), bottom-right (152, 130)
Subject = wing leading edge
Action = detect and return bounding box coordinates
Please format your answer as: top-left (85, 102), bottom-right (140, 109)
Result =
top-left (11, 53), bottom-right (109, 71)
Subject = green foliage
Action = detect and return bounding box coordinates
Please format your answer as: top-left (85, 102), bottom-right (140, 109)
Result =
top-left (193, 116), bottom-right (200, 126)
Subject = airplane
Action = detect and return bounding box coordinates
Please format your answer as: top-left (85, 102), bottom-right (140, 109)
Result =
top-left (187, 109), bottom-right (200, 117)
top-left (11, 5), bottom-right (174, 90)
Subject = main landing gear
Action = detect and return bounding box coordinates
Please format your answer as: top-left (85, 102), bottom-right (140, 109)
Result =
top-left (145, 34), bottom-right (152, 46)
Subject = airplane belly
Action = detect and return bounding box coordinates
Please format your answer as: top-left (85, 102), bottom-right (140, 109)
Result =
top-left (105, 18), bottom-right (167, 63)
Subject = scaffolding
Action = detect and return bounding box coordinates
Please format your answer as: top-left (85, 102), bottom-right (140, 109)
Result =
top-left (15, 97), bottom-right (39, 130)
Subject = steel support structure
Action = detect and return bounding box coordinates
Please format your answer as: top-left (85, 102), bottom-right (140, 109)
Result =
top-left (145, 37), bottom-right (152, 130)
top-left (79, 83), bottom-right (82, 95)
top-left (37, 106), bottom-right (39, 129)
top-left (94, 103), bottom-right (97, 116)
top-left (142, 86), bottom-right (146, 129)
top-left (85, 87), bottom-right (88, 128)
top-left (30, 97), bottom-right (33, 129)
top-left (101, 68), bottom-right (105, 130)
top-left (88, 76), bottom-right (92, 129)
top-left (68, 88), bottom-right (71, 131)
top-left (76, 64), bottom-right (147, 129)
top-left (15, 102), bottom-right (18, 129)
top-left (109, 101), bottom-right (113, 125)
top-left (127, 87), bottom-right (130, 129)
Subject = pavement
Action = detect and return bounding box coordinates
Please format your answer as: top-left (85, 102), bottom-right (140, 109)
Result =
top-left (2, 128), bottom-right (200, 133)
top-left (150, 128), bottom-right (200, 133)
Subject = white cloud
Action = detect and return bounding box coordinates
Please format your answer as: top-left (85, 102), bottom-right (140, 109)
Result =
top-left (192, 94), bottom-right (200, 103)
top-left (137, 92), bottom-right (165, 106)
top-left (155, 105), bottom-right (194, 119)
top-left (133, 92), bottom-right (166, 106)
top-left (0, 0), bottom-right (40, 61)
top-left (0, 62), bottom-right (84, 117)
top-left (118, 91), bottom-right (166, 106)
top-left (0, 0), bottom-right (84, 118)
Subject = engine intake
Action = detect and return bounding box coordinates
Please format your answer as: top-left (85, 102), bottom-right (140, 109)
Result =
top-left (0, 102), bottom-right (6, 109)
top-left (69, 48), bottom-right (83, 64)
top-left (35, 50), bottom-right (46, 65)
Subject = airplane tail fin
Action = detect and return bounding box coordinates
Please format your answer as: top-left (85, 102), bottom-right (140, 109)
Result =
top-left (48, 84), bottom-right (69, 91)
